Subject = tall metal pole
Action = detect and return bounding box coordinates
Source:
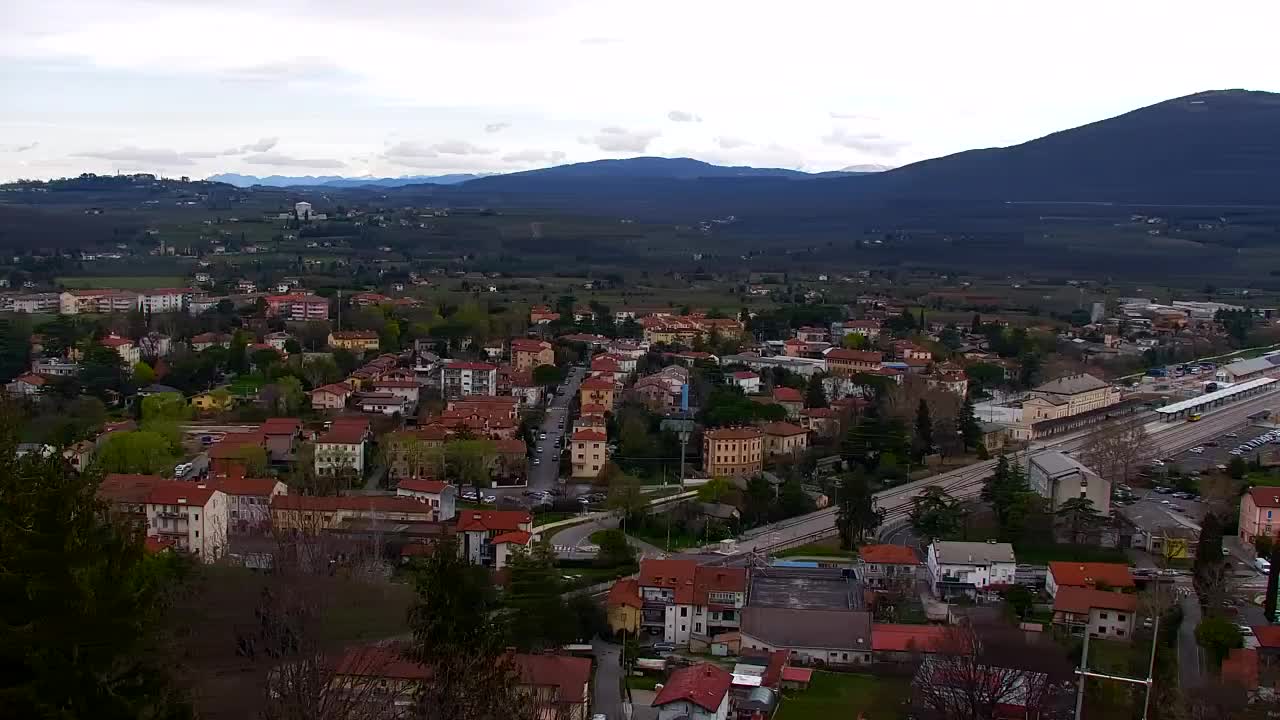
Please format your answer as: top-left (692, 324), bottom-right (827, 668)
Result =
top-left (1140, 612), bottom-right (1161, 720)
top-left (1074, 630), bottom-right (1091, 720)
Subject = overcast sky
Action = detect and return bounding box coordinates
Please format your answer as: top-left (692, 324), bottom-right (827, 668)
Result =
top-left (2, 0), bottom-right (1276, 181)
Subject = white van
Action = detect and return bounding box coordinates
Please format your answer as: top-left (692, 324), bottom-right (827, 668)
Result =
top-left (1257, 558), bottom-right (1272, 574)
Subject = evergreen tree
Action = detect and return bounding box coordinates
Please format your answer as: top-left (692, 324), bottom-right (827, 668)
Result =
top-left (909, 486), bottom-right (964, 541)
top-left (804, 374), bottom-right (829, 409)
top-left (504, 541), bottom-right (572, 651)
top-left (971, 313), bottom-right (982, 334)
top-left (0, 406), bottom-right (191, 719)
top-left (1055, 497), bottom-right (1105, 544)
top-left (982, 453), bottom-right (1037, 541)
top-left (835, 471), bottom-right (884, 549)
top-left (959, 396), bottom-right (983, 450)
top-left (914, 399), bottom-right (934, 459)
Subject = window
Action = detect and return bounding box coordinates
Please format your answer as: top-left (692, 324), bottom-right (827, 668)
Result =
top-left (695, 623), bottom-right (702, 633)
top-left (680, 625), bottom-right (686, 632)
top-left (842, 653), bottom-right (848, 660)
top-left (1117, 614), bottom-right (1126, 622)
top-left (681, 607), bottom-right (688, 617)
top-left (1099, 612), bottom-right (1108, 620)
top-left (721, 610), bottom-right (735, 621)
top-left (194, 531), bottom-right (200, 538)
top-left (1117, 629), bottom-right (1125, 637)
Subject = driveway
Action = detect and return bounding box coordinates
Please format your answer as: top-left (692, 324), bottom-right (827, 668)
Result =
top-left (592, 638), bottom-right (623, 720)
top-left (526, 365), bottom-right (587, 494)
top-left (1178, 589), bottom-right (1205, 691)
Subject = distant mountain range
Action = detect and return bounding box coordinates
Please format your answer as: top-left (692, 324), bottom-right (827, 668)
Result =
top-left (206, 173), bottom-right (492, 188)
top-left (207, 160), bottom-right (886, 188)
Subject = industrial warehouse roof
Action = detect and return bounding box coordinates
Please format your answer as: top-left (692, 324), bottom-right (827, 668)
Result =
top-left (1154, 377), bottom-right (1276, 415)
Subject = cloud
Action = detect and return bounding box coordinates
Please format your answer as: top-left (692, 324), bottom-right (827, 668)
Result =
top-left (502, 149), bottom-right (566, 164)
top-left (715, 136), bottom-right (751, 150)
top-left (667, 110), bottom-right (702, 123)
top-left (4, 142), bottom-right (39, 153)
top-left (74, 146), bottom-right (196, 166)
top-left (580, 127), bottom-right (661, 153)
top-left (820, 128), bottom-right (908, 157)
top-left (829, 111), bottom-right (879, 121)
top-left (243, 152), bottom-right (346, 168)
top-left (237, 137), bottom-right (278, 153)
top-left (384, 141), bottom-right (438, 160)
top-left (430, 140), bottom-right (495, 155)
top-left (580, 36), bottom-right (621, 45)
top-left (484, 122), bottom-right (511, 133)
top-left (224, 57), bottom-right (350, 83)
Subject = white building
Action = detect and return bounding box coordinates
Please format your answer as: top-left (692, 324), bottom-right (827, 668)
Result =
top-left (926, 540), bottom-right (1017, 600)
top-left (295, 201), bottom-right (312, 220)
top-left (357, 393), bottom-right (410, 416)
top-left (637, 559), bottom-right (748, 647)
top-left (440, 361), bottom-right (498, 398)
top-left (728, 371), bottom-right (760, 394)
top-left (314, 423), bottom-right (367, 478)
top-left (210, 477), bottom-right (288, 534)
top-left (11, 293), bottom-right (60, 313)
top-left (651, 663), bottom-right (732, 720)
top-left (101, 335), bottom-right (141, 366)
top-left (138, 288), bottom-right (185, 314)
top-left (395, 479), bottom-right (457, 521)
top-left (455, 510), bottom-right (533, 568)
top-left (1029, 451), bottom-right (1111, 515)
top-left (144, 483), bottom-right (229, 562)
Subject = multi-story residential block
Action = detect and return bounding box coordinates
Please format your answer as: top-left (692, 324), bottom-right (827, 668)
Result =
top-left (395, 479), bottom-right (457, 521)
top-left (832, 319), bottom-right (882, 340)
top-left (440, 361), bottom-right (498, 398)
top-left (1028, 451), bottom-right (1111, 515)
top-left (632, 366), bottom-right (688, 412)
top-left (270, 494), bottom-right (441, 533)
top-left (926, 540), bottom-right (1017, 599)
top-left (1239, 487), bottom-right (1280, 544)
top-left (578, 377), bottom-right (616, 412)
top-left (510, 338), bottom-right (555, 373)
top-left (761, 422), bottom-right (809, 456)
top-left (100, 335), bottom-right (141, 365)
top-left (137, 288), bottom-right (185, 314)
top-left (702, 427), bottom-right (763, 477)
top-left (210, 476), bottom-right (288, 534)
top-left (571, 428), bottom-right (608, 479)
top-left (1045, 562), bottom-right (1134, 597)
top-left (1052, 587), bottom-right (1138, 640)
top-left (857, 544), bottom-right (921, 590)
top-left (313, 419), bottom-right (369, 478)
top-left (59, 289), bottom-right (140, 314)
top-left (12, 293), bottom-right (61, 313)
top-left (31, 357), bottom-right (80, 377)
top-left (456, 510), bottom-right (533, 568)
top-left (143, 482), bottom-right (230, 561)
top-left (636, 559), bottom-right (748, 647)
top-left (327, 330), bottom-right (380, 352)
top-left (823, 348), bottom-right (884, 376)
top-left (266, 293), bottom-right (329, 321)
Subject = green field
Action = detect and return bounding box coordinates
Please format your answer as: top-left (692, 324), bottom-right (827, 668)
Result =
top-left (775, 672), bottom-right (912, 720)
top-left (57, 275), bottom-right (187, 289)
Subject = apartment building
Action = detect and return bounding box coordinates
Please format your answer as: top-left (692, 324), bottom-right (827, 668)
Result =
top-left (11, 293), bottom-right (60, 313)
top-left (138, 288), bottom-right (185, 314)
top-left (636, 559), bottom-right (749, 647)
top-left (210, 476), bottom-right (288, 534)
top-left (1239, 487), bottom-right (1280, 544)
top-left (857, 544), bottom-right (920, 590)
top-left (1028, 451), bottom-right (1111, 514)
top-left (702, 427), bottom-right (763, 477)
top-left (270, 494), bottom-right (441, 533)
top-left (440, 361), bottom-right (498, 398)
top-left (100, 335), bottom-right (141, 365)
top-left (59, 289), bottom-right (140, 314)
top-left (571, 428), bottom-right (608, 479)
top-left (1045, 562), bottom-right (1135, 597)
top-left (266, 293), bottom-right (329, 321)
top-left (327, 330), bottom-right (380, 352)
top-left (510, 338), bottom-right (555, 373)
top-left (395, 479), bottom-right (457, 521)
top-left (144, 483), bottom-right (230, 561)
top-left (762, 422), bottom-right (809, 456)
top-left (578, 377), bottom-right (617, 412)
top-left (926, 540), bottom-right (1017, 600)
top-left (313, 420), bottom-right (369, 478)
top-left (1052, 587), bottom-right (1138, 640)
top-left (456, 510), bottom-right (534, 568)
top-left (823, 348), bottom-right (884, 376)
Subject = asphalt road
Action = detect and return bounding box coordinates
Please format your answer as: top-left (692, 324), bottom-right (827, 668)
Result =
top-left (1179, 590), bottom-right (1205, 691)
top-left (592, 638), bottom-right (623, 720)
top-left (527, 365), bottom-right (587, 494)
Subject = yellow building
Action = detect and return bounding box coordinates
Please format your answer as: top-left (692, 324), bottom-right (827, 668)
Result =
top-left (606, 578), bottom-right (642, 635)
top-left (578, 377), bottom-right (616, 412)
top-left (571, 428), bottom-right (608, 479)
top-left (327, 330), bottom-right (381, 352)
top-left (191, 389), bottom-right (232, 413)
top-left (703, 427), bottom-right (764, 477)
top-left (762, 422), bottom-right (809, 456)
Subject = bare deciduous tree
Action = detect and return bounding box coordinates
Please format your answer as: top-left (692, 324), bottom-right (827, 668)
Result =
top-left (1079, 417), bottom-right (1153, 488)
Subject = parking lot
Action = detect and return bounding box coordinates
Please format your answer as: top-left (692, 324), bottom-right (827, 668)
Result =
top-left (1157, 420), bottom-right (1279, 475)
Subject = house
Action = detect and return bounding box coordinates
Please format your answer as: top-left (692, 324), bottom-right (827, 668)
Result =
top-left (1052, 587), bottom-right (1138, 640)
top-left (607, 577), bottom-right (643, 635)
top-left (373, 379), bottom-right (420, 411)
top-left (440, 361), bottom-right (498, 398)
top-left (208, 431), bottom-right (265, 478)
top-left (1239, 487), bottom-right (1280, 545)
top-left (835, 319), bottom-right (882, 340)
top-left (1045, 562), bottom-right (1134, 597)
top-left (100, 335), bottom-right (141, 365)
top-left (31, 357), bottom-right (80, 377)
top-left (740, 607), bottom-right (874, 666)
top-left (209, 476), bottom-right (287, 534)
top-left (357, 392), bottom-right (410, 416)
top-left (143, 482), bottom-right (230, 562)
top-left (702, 427), bottom-right (763, 477)
top-left (858, 544), bottom-right (921, 590)
top-left (264, 331), bottom-right (293, 351)
top-left (1028, 451), bottom-right (1111, 515)
top-left (6, 372), bottom-right (48, 397)
top-left (571, 428), bottom-right (608, 479)
top-left (314, 419), bottom-right (369, 479)
top-left (510, 338), bottom-right (554, 373)
top-left (311, 382), bottom-right (353, 410)
top-left (926, 540), bottom-right (1017, 599)
top-left (637, 559), bottom-right (748, 647)
top-left (456, 510), bottom-right (533, 568)
top-left (63, 440), bottom-right (95, 473)
top-left (190, 332), bottom-right (230, 351)
top-left (761, 422), bottom-right (809, 457)
top-left (260, 417), bottom-right (302, 463)
top-left (728, 371), bottom-right (760, 394)
top-left (823, 348), bottom-right (884, 376)
top-left (652, 663), bottom-right (733, 720)
top-left (799, 407), bottom-right (838, 437)
top-left (507, 370), bottom-right (543, 407)
top-left (529, 305), bottom-right (560, 324)
top-left (632, 366), bottom-right (688, 412)
top-left (395, 479), bottom-right (457, 521)
top-left (770, 386), bottom-right (804, 419)
top-left (327, 330), bottom-right (380, 352)
top-left (590, 354), bottom-right (625, 385)
top-left (578, 377), bottom-right (616, 412)
top-left (872, 624), bottom-right (948, 663)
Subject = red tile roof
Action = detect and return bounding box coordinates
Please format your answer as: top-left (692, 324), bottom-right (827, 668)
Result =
top-left (639, 558), bottom-right (697, 590)
top-left (444, 361), bottom-right (497, 371)
top-left (859, 544), bottom-right (920, 565)
top-left (99, 473), bottom-right (166, 505)
top-left (692, 566), bottom-right (747, 605)
top-left (761, 422), bottom-right (807, 437)
top-left (1052, 587), bottom-right (1138, 615)
top-left (374, 380), bottom-right (419, 389)
top-left (270, 495), bottom-right (434, 514)
top-left (1246, 486), bottom-right (1280, 509)
top-left (801, 407), bottom-right (835, 418)
top-left (146, 483), bottom-right (219, 506)
top-left (872, 624), bottom-right (948, 652)
top-left (572, 429), bottom-right (607, 442)
top-left (1049, 562), bottom-right (1135, 590)
top-left (144, 537), bottom-right (175, 553)
top-left (761, 649), bottom-right (789, 688)
top-left (513, 653), bottom-right (592, 705)
top-left (100, 335), bottom-right (132, 348)
top-left (208, 431), bottom-right (265, 458)
top-left (210, 477), bottom-right (284, 497)
top-left (731, 371), bottom-right (758, 380)
top-left (653, 663), bottom-right (732, 712)
top-left (772, 387), bottom-right (803, 403)
top-left (313, 383), bottom-right (352, 397)
top-left (1222, 648), bottom-right (1259, 690)
top-left (456, 510), bottom-right (532, 533)
top-left (1252, 625), bottom-right (1280, 649)
top-left (781, 666), bottom-right (812, 683)
top-left (579, 377), bottom-right (616, 391)
top-left (825, 349), bottom-right (883, 362)
top-left (491, 530), bottom-right (532, 545)
top-left (703, 427), bottom-right (763, 440)
top-left (607, 578), bottom-right (642, 609)
top-left (317, 425), bottom-right (366, 445)
top-left (398, 479), bottom-right (450, 494)
top-left (261, 417), bottom-right (302, 435)
top-left (12, 372), bottom-right (47, 385)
